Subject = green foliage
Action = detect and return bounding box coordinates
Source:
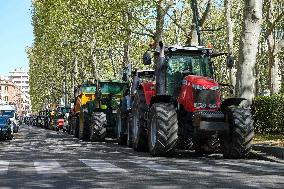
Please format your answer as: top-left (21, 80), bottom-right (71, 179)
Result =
top-left (27, 0), bottom-right (284, 112)
top-left (253, 95), bottom-right (284, 134)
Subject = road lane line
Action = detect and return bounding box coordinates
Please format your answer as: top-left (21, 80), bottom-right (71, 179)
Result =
top-left (34, 160), bottom-right (68, 174)
top-left (127, 157), bottom-right (185, 173)
top-left (79, 159), bottom-right (128, 173)
top-left (0, 161), bottom-right (9, 175)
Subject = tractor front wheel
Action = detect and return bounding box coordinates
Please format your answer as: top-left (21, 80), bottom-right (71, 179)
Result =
top-left (222, 106), bottom-right (254, 159)
top-left (90, 112), bottom-right (106, 142)
top-left (148, 103), bottom-right (178, 156)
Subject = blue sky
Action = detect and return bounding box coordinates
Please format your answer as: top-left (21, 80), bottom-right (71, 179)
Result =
top-left (0, 0), bottom-right (33, 75)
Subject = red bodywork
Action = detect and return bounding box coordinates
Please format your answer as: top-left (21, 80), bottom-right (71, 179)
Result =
top-left (140, 81), bottom-right (156, 107)
top-left (141, 75), bottom-right (220, 112)
top-left (57, 119), bottom-right (64, 129)
top-left (177, 75), bottom-right (220, 112)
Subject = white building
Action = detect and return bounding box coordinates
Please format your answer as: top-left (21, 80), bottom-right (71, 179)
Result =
top-left (8, 68), bottom-right (31, 114)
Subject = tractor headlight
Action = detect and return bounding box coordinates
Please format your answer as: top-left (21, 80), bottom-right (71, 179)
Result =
top-left (192, 84), bottom-right (206, 90)
top-left (210, 86), bottom-right (219, 91)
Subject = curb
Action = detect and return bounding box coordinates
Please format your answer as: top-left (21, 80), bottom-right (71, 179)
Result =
top-left (251, 145), bottom-right (284, 164)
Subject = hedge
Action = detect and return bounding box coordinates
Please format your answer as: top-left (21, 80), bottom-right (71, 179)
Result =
top-left (252, 94), bottom-right (284, 134)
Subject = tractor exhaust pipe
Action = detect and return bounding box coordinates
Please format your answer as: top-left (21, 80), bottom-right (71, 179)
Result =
top-left (156, 41), bottom-right (166, 95)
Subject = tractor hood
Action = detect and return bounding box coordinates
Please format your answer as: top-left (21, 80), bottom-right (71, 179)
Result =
top-left (183, 75), bottom-right (219, 89)
top-left (178, 75), bottom-right (220, 112)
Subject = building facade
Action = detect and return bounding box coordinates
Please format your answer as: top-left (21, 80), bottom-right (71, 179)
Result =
top-left (0, 76), bottom-right (22, 114)
top-left (8, 68), bottom-right (31, 115)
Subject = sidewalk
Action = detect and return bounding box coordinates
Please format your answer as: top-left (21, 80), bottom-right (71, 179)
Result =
top-left (252, 143), bottom-right (284, 163)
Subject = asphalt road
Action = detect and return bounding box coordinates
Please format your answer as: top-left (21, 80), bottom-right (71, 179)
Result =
top-left (0, 125), bottom-right (284, 189)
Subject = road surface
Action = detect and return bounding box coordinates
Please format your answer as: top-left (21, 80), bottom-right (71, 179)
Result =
top-left (0, 125), bottom-right (283, 189)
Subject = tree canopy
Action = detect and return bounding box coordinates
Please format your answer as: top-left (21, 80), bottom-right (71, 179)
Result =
top-left (28, 0), bottom-right (284, 112)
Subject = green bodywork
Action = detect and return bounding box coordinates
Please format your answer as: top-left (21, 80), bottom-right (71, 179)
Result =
top-left (87, 80), bottom-right (129, 138)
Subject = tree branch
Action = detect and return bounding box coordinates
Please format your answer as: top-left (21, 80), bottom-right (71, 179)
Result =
top-left (265, 11), bottom-right (284, 38)
top-left (276, 39), bottom-right (284, 50)
top-left (131, 30), bottom-right (155, 38)
top-left (199, 0), bottom-right (212, 27)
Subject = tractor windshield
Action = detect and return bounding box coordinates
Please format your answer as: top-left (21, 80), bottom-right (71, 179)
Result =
top-left (82, 85), bottom-right (96, 93)
top-left (167, 54), bottom-right (211, 78)
top-left (100, 83), bottom-right (126, 94)
top-left (166, 54), bottom-right (212, 98)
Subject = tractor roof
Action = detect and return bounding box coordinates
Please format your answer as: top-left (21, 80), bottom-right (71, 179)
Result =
top-left (165, 45), bottom-right (213, 53)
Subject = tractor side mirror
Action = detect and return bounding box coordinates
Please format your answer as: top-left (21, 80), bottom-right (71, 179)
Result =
top-left (227, 55), bottom-right (234, 68)
top-left (143, 51), bottom-right (152, 65)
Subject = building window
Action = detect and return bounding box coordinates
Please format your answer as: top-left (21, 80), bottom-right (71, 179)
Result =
top-left (4, 86), bottom-right (8, 91)
top-left (3, 96), bottom-right (8, 101)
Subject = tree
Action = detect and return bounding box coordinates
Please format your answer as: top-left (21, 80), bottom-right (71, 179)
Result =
top-left (264, 0), bottom-right (284, 94)
top-left (235, 0), bottom-right (263, 107)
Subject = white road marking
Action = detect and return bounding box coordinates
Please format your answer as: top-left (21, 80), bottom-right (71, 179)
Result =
top-left (34, 160), bottom-right (68, 174)
top-left (0, 161), bottom-right (9, 175)
top-left (127, 157), bottom-right (185, 173)
top-left (80, 159), bottom-right (127, 173)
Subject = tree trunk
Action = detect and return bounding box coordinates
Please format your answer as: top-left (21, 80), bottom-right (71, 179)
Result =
top-left (265, 0), bottom-right (284, 94)
top-left (225, 0), bottom-right (236, 95)
top-left (235, 0), bottom-right (263, 107)
top-left (91, 38), bottom-right (98, 80)
top-left (152, 0), bottom-right (173, 49)
top-left (186, 0), bottom-right (211, 46)
top-left (122, 12), bottom-right (132, 68)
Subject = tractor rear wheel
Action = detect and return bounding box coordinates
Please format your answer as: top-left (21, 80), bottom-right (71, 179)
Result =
top-left (148, 103), bottom-right (178, 156)
top-left (222, 106), bottom-right (254, 159)
top-left (132, 89), bottom-right (148, 151)
top-left (90, 112), bottom-right (106, 142)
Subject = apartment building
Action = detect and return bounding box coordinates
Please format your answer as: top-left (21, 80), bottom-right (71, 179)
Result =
top-left (8, 68), bottom-right (31, 115)
top-left (0, 76), bottom-right (22, 114)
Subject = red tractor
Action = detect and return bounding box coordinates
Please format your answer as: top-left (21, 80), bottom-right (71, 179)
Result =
top-left (129, 42), bottom-right (254, 158)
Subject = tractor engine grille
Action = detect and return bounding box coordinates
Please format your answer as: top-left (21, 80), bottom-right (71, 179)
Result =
top-left (193, 88), bottom-right (218, 109)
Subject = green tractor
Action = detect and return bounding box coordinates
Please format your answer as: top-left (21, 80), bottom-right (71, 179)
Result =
top-left (78, 80), bottom-right (128, 141)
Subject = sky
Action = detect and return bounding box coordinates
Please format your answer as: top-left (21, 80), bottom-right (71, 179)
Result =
top-left (0, 0), bottom-right (33, 75)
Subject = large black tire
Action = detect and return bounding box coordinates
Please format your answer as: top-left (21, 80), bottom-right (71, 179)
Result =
top-left (79, 105), bottom-right (90, 141)
top-left (117, 109), bottom-right (127, 145)
top-left (132, 89), bottom-right (148, 151)
top-left (90, 112), bottom-right (106, 142)
top-left (148, 103), bottom-right (178, 156)
top-left (222, 106), bottom-right (254, 159)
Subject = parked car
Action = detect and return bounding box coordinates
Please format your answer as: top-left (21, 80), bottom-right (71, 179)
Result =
top-left (0, 116), bottom-right (13, 140)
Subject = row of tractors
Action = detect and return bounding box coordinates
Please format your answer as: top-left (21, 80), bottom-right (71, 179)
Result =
top-left (45, 42), bottom-right (254, 159)
top-left (32, 103), bottom-right (70, 132)
top-left (32, 39), bottom-right (254, 158)
top-left (34, 0), bottom-right (254, 158)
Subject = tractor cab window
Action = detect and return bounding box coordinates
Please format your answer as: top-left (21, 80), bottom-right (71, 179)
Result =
top-left (167, 54), bottom-right (211, 78)
top-left (100, 83), bottom-right (125, 94)
top-left (166, 54), bottom-right (211, 98)
top-left (82, 85), bottom-right (96, 93)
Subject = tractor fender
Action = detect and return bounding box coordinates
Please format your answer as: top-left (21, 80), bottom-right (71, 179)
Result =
top-left (220, 98), bottom-right (246, 111)
top-left (150, 95), bottom-right (172, 108)
top-left (139, 82), bottom-right (156, 108)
